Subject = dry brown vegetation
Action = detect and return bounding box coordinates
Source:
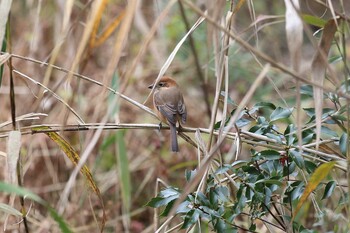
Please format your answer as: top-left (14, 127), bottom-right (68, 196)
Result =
top-left (0, 0), bottom-right (349, 232)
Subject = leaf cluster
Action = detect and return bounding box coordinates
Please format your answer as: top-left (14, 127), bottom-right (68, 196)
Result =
top-left (147, 94), bottom-right (348, 232)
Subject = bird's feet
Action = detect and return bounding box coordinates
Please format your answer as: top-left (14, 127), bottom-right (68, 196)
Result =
top-left (178, 124), bottom-right (183, 132)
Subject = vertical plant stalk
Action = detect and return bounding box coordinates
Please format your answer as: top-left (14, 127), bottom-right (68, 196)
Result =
top-left (6, 17), bottom-right (29, 232)
top-left (207, 0), bottom-right (234, 151)
top-left (311, 19), bottom-right (338, 150)
top-left (178, 0), bottom-right (211, 118)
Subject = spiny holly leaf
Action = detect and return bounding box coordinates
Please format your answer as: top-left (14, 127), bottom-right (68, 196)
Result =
top-left (181, 209), bottom-right (201, 229)
top-left (146, 187), bottom-right (180, 208)
top-left (259, 150), bottom-right (281, 160)
top-left (322, 181), bottom-right (336, 200)
top-left (289, 150), bottom-right (305, 169)
top-left (270, 107), bottom-right (293, 122)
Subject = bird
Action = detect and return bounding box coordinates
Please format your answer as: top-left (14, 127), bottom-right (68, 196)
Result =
top-left (148, 76), bottom-right (187, 152)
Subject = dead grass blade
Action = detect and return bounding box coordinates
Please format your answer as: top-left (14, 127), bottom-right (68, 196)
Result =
top-left (311, 18), bottom-right (339, 149)
top-left (89, 0), bottom-right (109, 49)
top-left (88, 0), bottom-right (126, 49)
top-left (4, 131), bottom-right (21, 231)
top-left (144, 15), bottom-right (205, 104)
top-left (285, 0), bottom-right (303, 72)
top-left (232, 0), bottom-right (247, 14)
top-left (0, 113), bottom-right (47, 129)
top-left (6, 131), bottom-right (21, 185)
top-left (94, 11), bottom-right (126, 48)
top-left (0, 52), bottom-right (10, 65)
top-left (35, 126), bottom-right (106, 232)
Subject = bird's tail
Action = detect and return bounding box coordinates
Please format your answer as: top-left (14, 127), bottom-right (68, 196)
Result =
top-left (170, 124), bottom-right (179, 152)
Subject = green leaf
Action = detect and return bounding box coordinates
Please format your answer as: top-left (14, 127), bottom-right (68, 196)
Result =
top-left (197, 192), bottom-right (210, 206)
top-left (215, 165), bottom-right (231, 175)
top-left (0, 182), bottom-right (44, 204)
top-left (304, 161), bottom-right (317, 174)
top-left (328, 55), bottom-right (342, 64)
top-left (270, 107), bottom-right (293, 122)
top-left (209, 188), bottom-right (219, 208)
top-left (255, 179), bottom-right (283, 186)
top-left (185, 169), bottom-right (196, 182)
top-left (321, 126), bottom-right (338, 137)
top-left (108, 72), bottom-right (120, 117)
top-left (284, 124), bottom-right (296, 145)
top-left (291, 181), bottom-right (305, 201)
top-left (259, 150), bottom-right (281, 160)
top-left (175, 200), bottom-right (191, 214)
top-left (302, 14), bottom-right (327, 27)
top-left (220, 91), bottom-right (236, 106)
top-left (214, 186), bottom-right (229, 202)
top-left (214, 218), bottom-right (235, 232)
top-left (322, 181), bottom-right (336, 200)
top-left (146, 187), bottom-right (180, 208)
top-left (160, 187), bottom-right (180, 198)
top-left (264, 187), bottom-right (272, 207)
top-left (331, 114), bottom-right (347, 121)
top-left (160, 200), bottom-right (173, 216)
top-left (300, 84), bottom-right (314, 97)
top-left (249, 102), bottom-right (276, 115)
top-left (303, 108), bottom-right (334, 118)
top-left (253, 101), bottom-right (276, 110)
top-left (116, 130), bottom-right (131, 217)
top-left (0, 21), bottom-right (9, 88)
top-left (231, 160), bottom-right (248, 167)
top-left (146, 197), bottom-right (166, 208)
top-left (235, 118), bottom-right (251, 128)
top-left (289, 150), bottom-right (305, 169)
top-left (284, 161), bottom-right (296, 176)
top-left (146, 195), bottom-right (177, 208)
top-left (301, 129), bottom-right (314, 144)
top-left (339, 133), bottom-right (348, 156)
top-left (249, 223), bottom-right (257, 231)
top-left (182, 209), bottom-right (200, 229)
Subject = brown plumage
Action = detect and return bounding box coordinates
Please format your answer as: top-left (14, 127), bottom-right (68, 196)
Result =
top-left (148, 76), bottom-right (187, 152)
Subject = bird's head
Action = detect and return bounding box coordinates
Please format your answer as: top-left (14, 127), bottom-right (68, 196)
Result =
top-left (148, 76), bottom-right (179, 90)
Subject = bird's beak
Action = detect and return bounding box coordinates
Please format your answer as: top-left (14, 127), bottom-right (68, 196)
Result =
top-left (148, 83), bottom-right (154, 89)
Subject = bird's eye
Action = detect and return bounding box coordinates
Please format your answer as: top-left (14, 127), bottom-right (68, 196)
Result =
top-left (159, 82), bottom-right (165, 87)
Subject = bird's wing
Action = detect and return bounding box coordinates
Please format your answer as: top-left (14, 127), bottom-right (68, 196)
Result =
top-left (154, 93), bottom-right (178, 125)
top-left (178, 99), bottom-right (187, 124)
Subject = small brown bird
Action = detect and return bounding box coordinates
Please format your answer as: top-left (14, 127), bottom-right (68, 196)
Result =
top-left (148, 76), bottom-right (187, 152)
